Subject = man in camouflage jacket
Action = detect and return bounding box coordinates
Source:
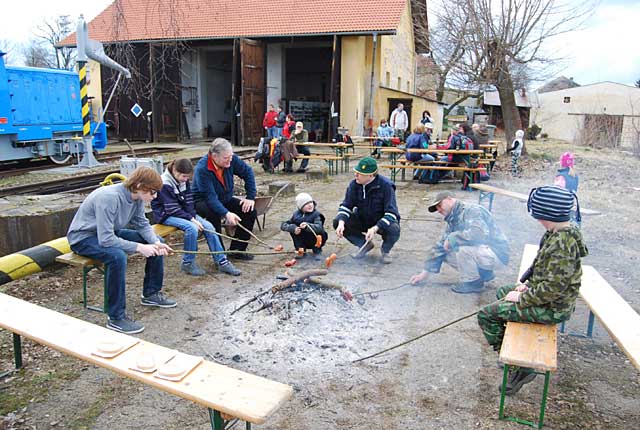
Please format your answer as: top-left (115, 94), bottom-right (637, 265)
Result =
top-left (477, 185), bottom-right (588, 395)
top-left (409, 191), bottom-right (510, 293)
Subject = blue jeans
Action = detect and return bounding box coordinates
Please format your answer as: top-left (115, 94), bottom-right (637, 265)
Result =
top-left (267, 127), bottom-right (278, 139)
top-left (162, 215), bottom-right (227, 265)
top-left (296, 144), bottom-right (311, 169)
top-left (274, 127), bottom-right (283, 138)
top-left (413, 154), bottom-right (435, 180)
top-left (70, 229), bottom-right (164, 320)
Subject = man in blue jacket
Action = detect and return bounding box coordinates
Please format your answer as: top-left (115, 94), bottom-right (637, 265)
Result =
top-left (192, 138), bottom-right (257, 260)
top-left (333, 157), bottom-right (401, 264)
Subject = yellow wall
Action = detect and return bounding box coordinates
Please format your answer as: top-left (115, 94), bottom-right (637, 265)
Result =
top-left (86, 60), bottom-right (103, 122)
top-left (375, 87), bottom-right (443, 138)
top-left (340, 36), bottom-right (370, 135)
top-left (379, 1), bottom-right (415, 94)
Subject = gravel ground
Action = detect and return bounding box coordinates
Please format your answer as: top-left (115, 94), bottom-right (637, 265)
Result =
top-left (1, 139), bottom-right (639, 430)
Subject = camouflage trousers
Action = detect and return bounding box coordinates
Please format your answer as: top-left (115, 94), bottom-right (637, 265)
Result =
top-left (511, 152), bottom-right (520, 176)
top-left (477, 284), bottom-right (570, 351)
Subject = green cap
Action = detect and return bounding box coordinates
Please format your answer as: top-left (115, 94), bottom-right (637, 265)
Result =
top-left (354, 157), bottom-right (378, 175)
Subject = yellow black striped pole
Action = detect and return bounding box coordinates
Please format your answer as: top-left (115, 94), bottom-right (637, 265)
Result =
top-left (78, 61), bottom-right (90, 137)
top-left (0, 238), bottom-right (70, 286)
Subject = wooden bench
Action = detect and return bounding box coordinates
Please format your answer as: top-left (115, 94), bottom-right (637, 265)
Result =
top-left (394, 156), bottom-right (492, 182)
top-left (521, 244), bottom-right (640, 371)
top-left (379, 163), bottom-right (486, 189)
top-left (296, 153), bottom-right (351, 174)
top-left (0, 292), bottom-right (292, 429)
top-left (56, 224), bottom-right (178, 313)
top-left (497, 244), bottom-right (558, 428)
top-left (469, 183), bottom-right (601, 215)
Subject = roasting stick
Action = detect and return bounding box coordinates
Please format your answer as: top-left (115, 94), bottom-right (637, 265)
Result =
top-left (201, 227), bottom-right (273, 250)
top-left (235, 222), bottom-right (273, 248)
top-left (353, 298), bottom-right (505, 363)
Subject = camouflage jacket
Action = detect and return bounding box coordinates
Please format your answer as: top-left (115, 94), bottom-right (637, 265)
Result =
top-left (519, 226), bottom-right (588, 313)
top-left (424, 201), bottom-right (510, 272)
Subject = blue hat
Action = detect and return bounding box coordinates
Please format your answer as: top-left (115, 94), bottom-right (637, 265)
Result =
top-left (527, 186), bottom-right (580, 223)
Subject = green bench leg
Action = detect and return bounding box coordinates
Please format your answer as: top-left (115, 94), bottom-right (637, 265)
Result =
top-left (499, 365), bottom-right (551, 429)
top-left (478, 191), bottom-right (495, 212)
top-left (208, 409), bottom-right (251, 430)
top-left (0, 333), bottom-right (22, 378)
top-left (83, 265), bottom-right (108, 313)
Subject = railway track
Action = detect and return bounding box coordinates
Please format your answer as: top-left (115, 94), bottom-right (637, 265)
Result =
top-left (0, 149), bottom-right (255, 197)
top-left (0, 147), bottom-right (180, 178)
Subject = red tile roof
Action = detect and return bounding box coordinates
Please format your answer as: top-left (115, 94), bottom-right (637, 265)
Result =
top-left (60, 0), bottom-right (406, 46)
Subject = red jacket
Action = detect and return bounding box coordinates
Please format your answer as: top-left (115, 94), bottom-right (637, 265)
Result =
top-left (263, 111), bottom-right (277, 128)
top-left (282, 120), bottom-right (296, 138)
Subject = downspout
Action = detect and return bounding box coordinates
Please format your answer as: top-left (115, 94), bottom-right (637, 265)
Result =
top-left (368, 33), bottom-right (378, 136)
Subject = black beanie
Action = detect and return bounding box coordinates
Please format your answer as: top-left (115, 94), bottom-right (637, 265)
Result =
top-left (527, 186), bottom-right (580, 223)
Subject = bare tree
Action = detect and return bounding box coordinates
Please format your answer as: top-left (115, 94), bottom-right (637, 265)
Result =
top-left (456, 0), bottom-right (594, 142)
top-left (635, 79), bottom-right (640, 89)
top-left (36, 15), bottom-right (75, 69)
top-left (22, 39), bottom-right (56, 68)
top-left (0, 39), bottom-right (19, 65)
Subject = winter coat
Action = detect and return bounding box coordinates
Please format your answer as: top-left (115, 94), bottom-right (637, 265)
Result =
top-left (405, 132), bottom-right (428, 162)
top-left (151, 169), bottom-right (196, 223)
top-left (262, 111), bottom-right (277, 128)
top-left (519, 225), bottom-right (588, 314)
top-left (281, 205), bottom-right (326, 235)
top-left (192, 153), bottom-right (257, 217)
top-left (335, 174), bottom-right (400, 231)
top-left (424, 201), bottom-right (510, 273)
top-left (390, 109), bottom-right (408, 130)
top-left (555, 168), bottom-right (579, 193)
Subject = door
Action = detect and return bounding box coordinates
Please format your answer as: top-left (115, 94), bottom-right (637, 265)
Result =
top-left (387, 97), bottom-right (412, 132)
top-left (239, 38), bottom-right (265, 146)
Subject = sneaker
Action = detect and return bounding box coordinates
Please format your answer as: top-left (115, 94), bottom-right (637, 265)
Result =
top-left (218, 261), bottom-right (242, 276)
top-left (181, 261), bottom-right (206, 276)
top-left (295, 252), bottom-right (307, 260)
top-left (106, 316), bottom-right (144, 334)
top-left (451, 279), bottom-right (485, 294)
top-left (312, 248), bottom-right (323, 260)
top-left (141, 292), bottom-right (177, 308)
top-left (478, 268), bottom-right (495, 282)
top-left (379, 252), bottom-right (393, 264)
top-left (229, 252), bottom-right (255, 261)
top-left (504, 368), bottom-right (537, 395)
top-left (352, 241), bottom-right (374, 259)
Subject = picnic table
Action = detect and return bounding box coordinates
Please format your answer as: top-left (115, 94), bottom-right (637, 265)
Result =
top-left (294, 142), bottom-right (353, 174)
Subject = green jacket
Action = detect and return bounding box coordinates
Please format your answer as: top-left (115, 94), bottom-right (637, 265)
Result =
top-left (424, 201), bottom-right (510, 272)
top-left (520, 226), bottom-right (588, 313)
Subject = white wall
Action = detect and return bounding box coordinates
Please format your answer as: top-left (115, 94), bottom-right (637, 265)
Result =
top-left (531, 82), bottom-right (640, 147)
top-left (181, 50), bottom-right (204, 138)
top-left (267, 44), bottom-right (284, 108)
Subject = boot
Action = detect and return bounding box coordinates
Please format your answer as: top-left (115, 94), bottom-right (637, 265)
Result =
top-left (284, 161), bottom-right (293, 173)
top-left (451, 279), bottom-right (485, 294)
top-left (503, 367), bottom-right (537, 395)
top-left (478, 268), bottom-right (495, 282)
top-left (379, 252), bottom-right (393, 265)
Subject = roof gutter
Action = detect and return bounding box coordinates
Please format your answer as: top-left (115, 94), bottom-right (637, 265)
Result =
top-left (57, 29), bottom-right (397, 48)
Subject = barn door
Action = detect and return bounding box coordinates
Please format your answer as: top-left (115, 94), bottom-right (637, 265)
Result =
top-left (239, 38), bottom-right (265, 146)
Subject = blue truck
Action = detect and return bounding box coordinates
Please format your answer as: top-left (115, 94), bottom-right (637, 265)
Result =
top-left (0, 51), bottom-right (106, 164)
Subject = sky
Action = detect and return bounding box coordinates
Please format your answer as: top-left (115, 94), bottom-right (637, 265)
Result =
top-left (1, 0), bottom-right (639, 87)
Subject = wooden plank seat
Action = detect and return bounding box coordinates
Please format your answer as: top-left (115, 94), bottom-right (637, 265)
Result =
top-left (0, 292), bottom-right (292, 429)
top-left (378, 163), bottom-right (486, 189)
top-left (469, 183), bottom-right (601, 215)
top-left (498, 244), bottom-right (558, 429)
top-left (296, 153), bottom-right (350, 174)
top-left (56, 224), bottom-right (178, 313)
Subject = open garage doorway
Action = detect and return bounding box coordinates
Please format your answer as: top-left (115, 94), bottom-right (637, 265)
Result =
top-left (285, 46), bottom-right (332, 141)
top-left (204, 49), bottom-right (233, 138)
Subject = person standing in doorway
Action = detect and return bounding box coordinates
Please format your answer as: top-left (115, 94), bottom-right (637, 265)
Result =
top-left (275, 106), bottom-right (286, 138)
top-left (262, 104), bottom-right (278, 139)
top-left (390, 103), bottom-right (409, 142)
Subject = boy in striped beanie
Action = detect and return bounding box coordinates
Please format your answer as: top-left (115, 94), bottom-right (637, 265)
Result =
top-left (477, 185), bottom-right (588, 395)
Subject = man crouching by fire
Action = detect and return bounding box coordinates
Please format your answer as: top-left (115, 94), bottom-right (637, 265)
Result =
top-left (477, 185), bottom-right (588, 395)
top-left (333, 157), bottom-right (401, 264)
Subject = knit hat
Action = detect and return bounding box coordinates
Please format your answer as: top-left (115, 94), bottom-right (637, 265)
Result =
top-left (354, 157), bottom-right (378, 175)
top-left (295, 192), bottom-right (314, 210)
top-left (515, 130), bottom-right (525, 139)
top-left (560, 152), bottom-right (575, 168)
top-left (527, 186), bottom-right (580, 223)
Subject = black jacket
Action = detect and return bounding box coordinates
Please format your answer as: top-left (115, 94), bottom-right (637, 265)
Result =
top-left (281, 206), bottom-right (326, 235)
top-left (335, 174), bottom-right (400, 230)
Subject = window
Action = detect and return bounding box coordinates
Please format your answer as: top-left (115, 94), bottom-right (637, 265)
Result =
top-left (407, 80), bottom-right (411, 92)
top-left (563, 97), bottom-right (571, 103)
top-left (397, 77), bottom-right (402, 89)
top-left (386, 72), bottom-right (390, 87)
